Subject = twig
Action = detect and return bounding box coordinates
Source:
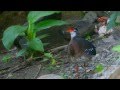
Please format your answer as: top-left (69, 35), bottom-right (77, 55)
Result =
top-left (34, 64), bottom-right (42, 79)
top-left (0, 47), bottom-right (17, 54)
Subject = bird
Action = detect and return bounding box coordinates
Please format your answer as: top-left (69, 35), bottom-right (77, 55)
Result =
top-left (67, 27), bottom-right (96, 59)
top-left (67, 27), bottom-right (96, 77)
top-left (66, 27), bottom-right (96, 78)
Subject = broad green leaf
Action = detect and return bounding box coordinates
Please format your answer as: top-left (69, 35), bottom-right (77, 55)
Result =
top-left (38, 34), bottom-right (49, 39)
top-left (16, 49), bottom-right (27, 57)
top-left (28, 38), bottom-right (44, 52)
top-left (112, 45), bottom-right (120, 52)
top-left (35, 19), bottom-right (68, 32)
top-left (95, 64), bottom-right (104, 73)
top-left (2, 55), bottom-right (12, 63)
top-left (27, 11), bottom-right (60, 23)
top-left (107, 12), bottom-right (117, 30)
top-left (2, 25), bottom-right (27, 50)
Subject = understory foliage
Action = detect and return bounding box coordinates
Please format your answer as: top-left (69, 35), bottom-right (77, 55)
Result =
top-left (107, 11), bottom-right (120, 30)
top-left (2, 11), bottom-right (68, 64)
top-left (107, 11), bottom-right (120, 52)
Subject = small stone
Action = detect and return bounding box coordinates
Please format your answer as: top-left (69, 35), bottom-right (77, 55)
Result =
top-left (86, 69), bottom-right (91, 73)
top-left (6, 73), bottom-right (13, 78)
top-left (37, 74), bottom-right (63, 79)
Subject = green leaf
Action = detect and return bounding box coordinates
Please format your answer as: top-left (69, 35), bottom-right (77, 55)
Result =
top-left (85, 35), bottom-right (91, 40)
top-left (116, 16), bottom-right (120, 23)
top-left (28, 38), bottom-right (44, 52)
top-left (44, 53), bottom-right (56, 65)
top-left (2, 55), bottom-right (12, 63)
top-left (95, 64), bottom-right (104, 73)
top-left (35, 19), bottom-right (68, 32)
top-left (51, 58), bottom-right (56, 65)
top-left (38, 34), bottom-right (49, 39)
top-left (2, 25), bottom-right (27, 50)
top-left (115, 12), bottom-right (120, 23)
top-left (112, 45), bottom-right (120, 52)
top-left (44, 53), bottom-right (53, 58)
top-left (107, 12), bottom-right (118, 30)
top-left (27, 11), bottom-right (60, 23)
top-left (16, 49), bottom-right (27, 57)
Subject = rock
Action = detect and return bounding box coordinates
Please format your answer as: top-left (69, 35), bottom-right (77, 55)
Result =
top-left (37, 74), bottom-right (63, 79)
top-left (61, 11), bottom-right (85, 20)
top-left (112, 27), bottom-right (120, 40)
top-left (73, 20), bottom-right (93, 37)
top-left (109, 67), bottom-right (120, 79)
top-left (102, 35), bottom-right (116, 43)
top-left (60, 11), bottom-right (98, 41)
top-left (82, 11), bottom-right (97, 23)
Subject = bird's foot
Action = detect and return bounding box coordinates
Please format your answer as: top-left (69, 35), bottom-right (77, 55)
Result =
top-left (74, 64), bottom-right (79, 79)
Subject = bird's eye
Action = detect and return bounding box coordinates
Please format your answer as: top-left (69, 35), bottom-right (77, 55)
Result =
top-left (75, 28), bottom-right (79, 32)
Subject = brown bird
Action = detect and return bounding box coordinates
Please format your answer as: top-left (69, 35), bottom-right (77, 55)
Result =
top-left (66, 27), bottom-right (96, 78)
top-left (67, 27), bottom-right (96, 59)
top-left (67, 27), bottom-right (96, 70)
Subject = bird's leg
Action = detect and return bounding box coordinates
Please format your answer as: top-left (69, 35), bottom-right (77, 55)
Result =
top-left (74, 63), bottom-right (79, 79)
top-left (66, 46), bottom-right (71, 62)
top-left (83, 56), bottom-right (92, 79)
top-left (83, 61), bottom-right (87, 78)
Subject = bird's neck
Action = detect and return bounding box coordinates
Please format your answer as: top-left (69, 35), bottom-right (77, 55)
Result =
top-left (70, 32), bottom-right (77, 39)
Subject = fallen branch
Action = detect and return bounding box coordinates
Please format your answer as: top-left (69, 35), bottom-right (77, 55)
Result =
top-left (0, 47), bottom-right (17, 54)
top-left (49, 45), bottom-right (68, 53)
top-left (0, 61), bottom-right (29, 75)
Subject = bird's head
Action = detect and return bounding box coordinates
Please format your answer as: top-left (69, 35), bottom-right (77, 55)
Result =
top-left (66, 27), bottom-right (78, 38)
top-left (67, 27), bottom-right (78, 33)
top-left (66, 27), bottom-right (75, 32)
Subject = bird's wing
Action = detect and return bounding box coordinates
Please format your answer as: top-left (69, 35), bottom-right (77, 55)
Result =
top-left (68, 43), bottom-right (75, 56)
top-left (68, 39), bottom-right (82, 57)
